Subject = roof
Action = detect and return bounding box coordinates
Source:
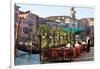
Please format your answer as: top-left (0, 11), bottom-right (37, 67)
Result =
top-left (15, 4), bottom-right (20, 8)
top-left (45, 16), bottom-right (71, 19)
top-left (19, 11), bottom-right (30, 14)
top-left (80, 18), bottom-right (94, 21)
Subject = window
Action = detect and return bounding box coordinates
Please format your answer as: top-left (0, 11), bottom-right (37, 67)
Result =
top-left (23, 27), bottom-right (30, 33)
top-left (29, 28), bottom-right (33, 32)
top-left (22, 20), bottom-right (25, 24)
top-left (28, 21), bottom-right (33, 26)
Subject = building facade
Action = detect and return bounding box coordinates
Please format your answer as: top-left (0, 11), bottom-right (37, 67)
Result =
top-left (18, 11), bottom-right (39, 42)
top-left (79, 18), bottom-right (94, 43)
top-left (46, 16), bottom-right (78, 23)
top-left (79, 18), bottom-right (94, 36)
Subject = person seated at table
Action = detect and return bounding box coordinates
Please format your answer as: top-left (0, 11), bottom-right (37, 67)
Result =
top-left (81, 40), bottom-right (87, 51)
top-left (66, 43), bottom-right (73, 49)
top-left (75, 41), bottom-right (80, 47)
top-left (82, 40), bottom-right (86, 45)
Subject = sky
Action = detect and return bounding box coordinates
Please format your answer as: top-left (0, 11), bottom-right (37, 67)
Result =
top-left (16, 3), bottom-right (94, 19)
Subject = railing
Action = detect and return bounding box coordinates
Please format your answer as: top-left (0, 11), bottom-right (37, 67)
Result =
top-left (41, 47), bottom-right (73, 62)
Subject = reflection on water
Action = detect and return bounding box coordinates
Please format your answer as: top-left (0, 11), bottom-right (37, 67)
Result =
top-left (15, 50), bottom-right (40, 65)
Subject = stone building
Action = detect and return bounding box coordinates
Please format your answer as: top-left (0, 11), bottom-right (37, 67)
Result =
top-left (18, 11), bottom-right (39, 42)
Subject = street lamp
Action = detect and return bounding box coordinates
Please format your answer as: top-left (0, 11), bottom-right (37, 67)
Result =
top-left (66, 7), bottom-right (76, 61)
top-left (70, 7), bottom-right (76, 45)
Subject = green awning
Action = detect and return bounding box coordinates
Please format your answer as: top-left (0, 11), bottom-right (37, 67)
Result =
top-left (63, 28), bottom-right (84, 32)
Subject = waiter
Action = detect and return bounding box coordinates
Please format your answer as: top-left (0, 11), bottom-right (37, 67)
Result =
top-left (87, 37), bottom-right (91, 53)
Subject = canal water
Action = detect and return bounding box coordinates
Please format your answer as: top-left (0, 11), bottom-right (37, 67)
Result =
top-left (15, 50), bottom-right (40, 65)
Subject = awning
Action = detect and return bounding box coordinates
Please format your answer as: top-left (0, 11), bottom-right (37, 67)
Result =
top-left (63, 28), bottom-right (84, 34)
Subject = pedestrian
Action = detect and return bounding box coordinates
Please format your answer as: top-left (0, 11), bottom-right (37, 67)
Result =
top-left (87, 37), bottom-right (91, 53)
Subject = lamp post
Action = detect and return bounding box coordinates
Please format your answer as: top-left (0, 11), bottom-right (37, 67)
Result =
top-left (70, 7), bottom-right (76, 45)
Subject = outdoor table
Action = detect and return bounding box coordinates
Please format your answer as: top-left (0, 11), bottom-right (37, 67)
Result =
top-left (75, 43), bottom-right (81, 56)
top-left (75, 47), bottom-right (80, 57)
top-left (79, 45), bottom-right (83, 53)
top-left (63, 47), bottom-right (71, 60)
top-left (72, 47), bottom-right (77, 58)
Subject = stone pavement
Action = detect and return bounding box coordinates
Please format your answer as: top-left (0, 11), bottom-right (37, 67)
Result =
top-left (73, 47), bottom-right (94, 62)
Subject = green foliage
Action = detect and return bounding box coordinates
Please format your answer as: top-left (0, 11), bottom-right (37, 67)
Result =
top-left (37, 24), bottom-right (76, 49)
